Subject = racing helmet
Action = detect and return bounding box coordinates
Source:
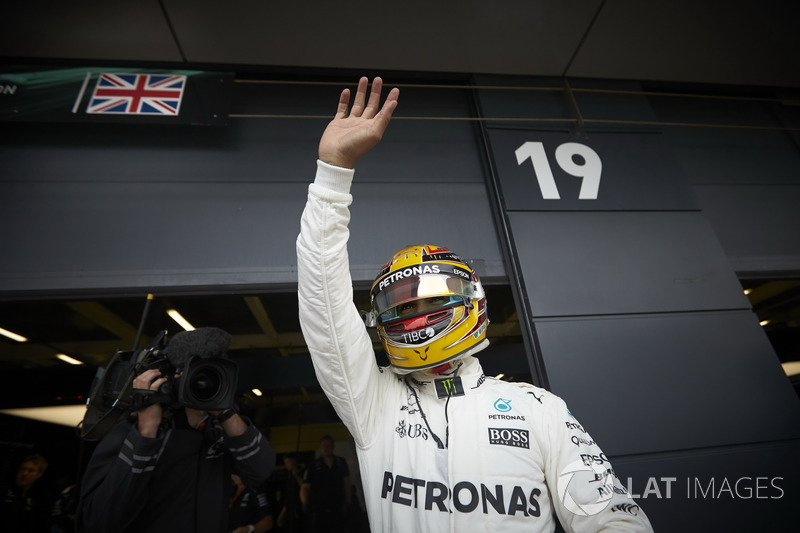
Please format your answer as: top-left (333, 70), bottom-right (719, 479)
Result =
top-left (370, 245), bottom-right (489, 372)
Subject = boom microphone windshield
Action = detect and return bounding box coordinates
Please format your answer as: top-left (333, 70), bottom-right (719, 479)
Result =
top-left (166, 327), bottom-right (232, 368)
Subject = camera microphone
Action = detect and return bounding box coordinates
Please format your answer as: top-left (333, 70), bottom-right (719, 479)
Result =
top-left (166, 327), bottom-right (231, 369)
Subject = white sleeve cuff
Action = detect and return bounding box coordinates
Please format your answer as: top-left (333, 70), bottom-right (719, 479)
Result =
top-left (315, 160), bottom-right (355, 195)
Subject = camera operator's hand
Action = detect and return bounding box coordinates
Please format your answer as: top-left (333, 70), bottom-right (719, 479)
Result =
top-left (133, 369), bottom-right (168, 438)
top-left (207, 408), bottom-right (247, 437)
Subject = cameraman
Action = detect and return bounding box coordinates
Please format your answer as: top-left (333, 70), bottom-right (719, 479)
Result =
top-left (77, 328), bottom-right (275, 533)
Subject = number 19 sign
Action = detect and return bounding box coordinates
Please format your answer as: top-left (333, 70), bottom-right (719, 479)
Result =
top-left (488, 128), bottom-right (695, 211)
top-left (515, 141), bottom-right (601, 200)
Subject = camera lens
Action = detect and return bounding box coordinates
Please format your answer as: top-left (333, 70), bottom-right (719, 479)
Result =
top-left (179, 357), bottom-right (237, 410)
top-left (189, 367), bottom-right (221, 401)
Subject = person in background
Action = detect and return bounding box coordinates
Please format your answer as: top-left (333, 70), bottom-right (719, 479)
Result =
top-left (300, 435), bottom-right (351, 533)
top-left (47, 468), bottom-right (79, 533)
top-left (228, 473), bottom-right (273, 533)
top-left (0, 453), bottom-right (49, 533)
top-left (77, 327), bottom-right (275, 533)
top-left (276, 454), bottom-right (304, 532)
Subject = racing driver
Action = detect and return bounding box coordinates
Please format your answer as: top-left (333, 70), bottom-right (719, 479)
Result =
top-left (296, 76), bottom-right (654, 532)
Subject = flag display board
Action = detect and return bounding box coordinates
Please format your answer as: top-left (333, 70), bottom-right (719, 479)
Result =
top-left (0, 66), bottom-right (233, 125)
top-left (86, 73), bottom-right (187, 116)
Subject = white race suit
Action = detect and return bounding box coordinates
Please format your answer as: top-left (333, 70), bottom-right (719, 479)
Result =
top-left (297, 161), bottom-right (654, 533)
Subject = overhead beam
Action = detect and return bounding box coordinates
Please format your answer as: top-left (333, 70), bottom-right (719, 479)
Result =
top-left (244, 296), bottom-right (278, 341)
top-left (66, 301), bottom-right (140, 345)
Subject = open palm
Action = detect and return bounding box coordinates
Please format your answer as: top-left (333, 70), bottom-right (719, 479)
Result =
top-left (318, 77), bottom-right (399, 169)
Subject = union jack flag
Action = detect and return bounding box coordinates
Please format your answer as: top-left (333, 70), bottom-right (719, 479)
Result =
top-left (87, 73), bottom-right (186, 115)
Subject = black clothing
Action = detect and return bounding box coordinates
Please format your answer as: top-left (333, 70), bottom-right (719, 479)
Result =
top-left (303, 456), bottom-right (349, 533)
top-left (49, 483), bottom-right (79, 533)
top-left (228, 485), bottom-right (271, 532)
top-left (0, 484), bottom-right (49, 533)
top-left (77, 410), bottom-right (274, 533)
top-left (278, 467), bottom-right (304, 532)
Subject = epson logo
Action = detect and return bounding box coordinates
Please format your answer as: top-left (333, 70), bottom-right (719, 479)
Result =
top-left (488, 427), bottom-right (530, 449)
top-left (580, 453), bottom-right (609, 467)
top-left (452, 267), bottom-right (470, 280)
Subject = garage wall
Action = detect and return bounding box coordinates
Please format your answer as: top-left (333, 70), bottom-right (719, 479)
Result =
top-left (0, 79), bottom-right (505, 294)
top-left (1, 71), bottom-right (799, 530)
top-left (475, 76), bottom-right (800, 530)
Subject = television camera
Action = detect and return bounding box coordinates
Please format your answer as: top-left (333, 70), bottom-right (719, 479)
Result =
top-left (80, 328), bottom-right (238, 440)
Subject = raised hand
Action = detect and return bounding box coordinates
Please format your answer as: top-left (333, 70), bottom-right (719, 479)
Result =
top-left (318, 76), bottom-right (399, 169)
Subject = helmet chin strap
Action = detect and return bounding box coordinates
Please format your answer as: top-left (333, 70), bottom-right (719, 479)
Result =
top-left (430, 362), bottom-right (452, 374)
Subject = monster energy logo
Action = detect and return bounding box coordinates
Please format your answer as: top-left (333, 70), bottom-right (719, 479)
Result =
top-left (435, 376), bottom-right (465, 398)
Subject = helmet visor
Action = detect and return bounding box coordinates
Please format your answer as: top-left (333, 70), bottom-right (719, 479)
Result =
top-left (372, 273), bottom-right (478, 323)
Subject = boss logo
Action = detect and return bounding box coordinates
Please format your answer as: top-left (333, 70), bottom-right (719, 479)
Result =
top-left (488, 427), bottom-right (530, 449)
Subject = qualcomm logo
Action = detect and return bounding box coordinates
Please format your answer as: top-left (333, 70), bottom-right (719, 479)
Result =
top-left (493, 398), bottom-right (512, 412)
top-left (557, 460), bottom-right (617, 516)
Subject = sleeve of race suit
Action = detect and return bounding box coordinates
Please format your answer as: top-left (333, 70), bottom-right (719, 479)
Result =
top-left (541, 394), bottom-right (654, 533)
top-left (296, 160), bottom-right (388, 449)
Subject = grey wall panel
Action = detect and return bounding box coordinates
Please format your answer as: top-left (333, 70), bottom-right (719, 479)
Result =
top-left (0, 181), bottom-right (308, 291)
top-left (535, 311), bottom-right (800, 456)
top-left (475, 78), bottom-right (660, 130)
top-left (487, 128), bottom-right (697, 210)
top-left (233, 81), bottom-right (476, 120)
top-left (340, 182), bottom-right (505, 283)
top-left (507, 211), bottom-right (749, 317)
top-left (472, 76), bottom-right (569, 122)
top-left (355, 118), bottom-right (485, 184)
top-left (692, 185), bottom-right (800, 273)
top-left (569, 79), bottom-right (660, 128)
top-left (0, 121), bottom-right (320, 183)
top-left (229, 81), bottom-right (484, 184)
top-left (0, 120), bottom-right (481, 186)
top-left (0, 79), bottom-right (491, 293)
top-left (611, 440), bottom-right (800, 532)
top-left (650, 94), bottom-right (785, 129)
top-left (0, 180), bottom-right (505, 292)
top-left (654, 113), bottom-right (800, 187)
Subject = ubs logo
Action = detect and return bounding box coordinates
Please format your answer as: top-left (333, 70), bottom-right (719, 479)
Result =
top-left (395, 420), bottom-right (428, 440)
